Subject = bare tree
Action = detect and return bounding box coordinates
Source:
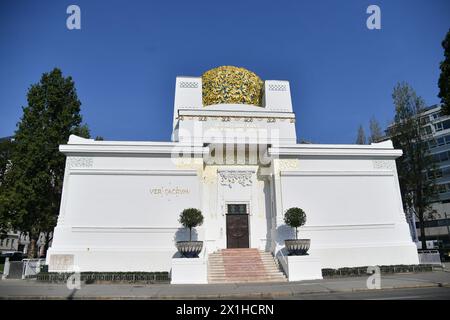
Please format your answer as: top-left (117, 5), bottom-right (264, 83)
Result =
top-left (368, 116), bottom-right (383, 143)
top-left (356, 125), bottom-right (366, 145)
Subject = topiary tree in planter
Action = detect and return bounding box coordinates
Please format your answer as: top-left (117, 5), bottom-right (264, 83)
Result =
top-left (284, 207), bottom-right (306, 240)
top-left (179, 208), bottom-right (204, 241)
top-left (284, 207), bottom-right (310, 255)
top-left (176, 208), bottom-right (204, 258)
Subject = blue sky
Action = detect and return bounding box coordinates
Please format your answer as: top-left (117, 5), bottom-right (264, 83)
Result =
top-left (0, 0), bottom-right (449, 143)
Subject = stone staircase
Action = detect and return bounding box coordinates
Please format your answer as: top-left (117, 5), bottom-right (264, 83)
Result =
top-left (208, 248), bottom-right (287, 283)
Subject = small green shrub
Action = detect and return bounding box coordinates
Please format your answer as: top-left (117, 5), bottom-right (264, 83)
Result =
top-left (179, 208), bottom-right (204, 241)
top-left (284, 207), bottom-right (306, 239)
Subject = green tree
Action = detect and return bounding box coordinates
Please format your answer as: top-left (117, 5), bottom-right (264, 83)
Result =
top-left (178, 208), bottom-right (203, 241)
top-left (368, 116), bottom-right (383, 143)
top-left (0, 138), bottom-right (13, 186)
top-left (0, 137), bottom-right (14, 235)
top-left (439, 29), bottom-right (450, 115)
top-left (389, 82), bottom-right (438, 249)
top-left (356, 125), bottom-right (366, 145)
top-left (284, 207), bottom-right (306, 240)
top-left (0, 68), bottom-right (90, 257)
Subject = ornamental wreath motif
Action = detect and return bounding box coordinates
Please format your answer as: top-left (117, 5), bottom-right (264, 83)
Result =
top-left (218, 170), bottom-right (253, 188)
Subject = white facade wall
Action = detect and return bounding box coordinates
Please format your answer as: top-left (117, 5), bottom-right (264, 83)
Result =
top-left (273, 155), bottom-right (418, 268)
top-left (47, 138), bottom-right (207, 272)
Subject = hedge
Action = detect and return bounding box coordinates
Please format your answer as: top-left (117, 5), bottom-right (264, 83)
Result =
top-left (321, 264), bottom-right (434, 278)
top-left (37, 271), bottom-right (170, 284)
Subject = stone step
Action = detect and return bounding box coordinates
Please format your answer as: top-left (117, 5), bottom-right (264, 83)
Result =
top-left (209, 260), bottom-right (274, 264)
top-left (208, 266), bottom-right (281, 271)
top-left (208, 273), bottom-right (284, 278)
top-left (208, 272), bottom-right (282, 277)
top-left (209, 256), bottom-right (275, 261)
top-left (208, 278), bottom-right (287, 283)
top-left (207, 249), bottom-right (286, 284)
top-left (208, 269), bottom-right (282, 274)
top-left (209, 263), bottom-right (279, 268)
top-left (209, 274), bottom-right (286, 279)
top-left (209, 279), bottom-right (286, 284)
top-left (208, 267), bottom-right (282, 272)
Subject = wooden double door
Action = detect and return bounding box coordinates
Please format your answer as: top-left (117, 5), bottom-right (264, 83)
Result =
top-left (226, 204), bottom-right (249, 248)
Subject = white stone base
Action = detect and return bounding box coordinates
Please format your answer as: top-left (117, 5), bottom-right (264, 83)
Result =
top-left (311, 243), bottom-right (419, 269)
top-left (46, 248), bottom-right (175, 272)
top-left (279, 254), bottom-right (323, 281)
top-left (170, 253), bottom-right (208, 284)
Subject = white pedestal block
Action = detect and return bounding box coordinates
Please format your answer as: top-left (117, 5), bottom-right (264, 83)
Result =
top-left (170, 253), bottom-right (208, 284)
top-left (280, 255), bottom-right (323, 281)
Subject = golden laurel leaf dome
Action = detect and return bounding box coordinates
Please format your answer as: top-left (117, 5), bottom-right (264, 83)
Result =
top-left (202, 66), bottom-right (264, 107)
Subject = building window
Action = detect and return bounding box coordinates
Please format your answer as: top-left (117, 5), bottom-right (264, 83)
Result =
top-left (435, 122), bottom-right (443, 131)
top-left (422, 126), bottom-right (432, 135)
top-left (442, 166), bottom-right (450, 177)
top-left (428, 169), bottom-right (443, 179)
top-left (420, 116), bottom-right (430, 125)
top-left (433, 151), bottom-right (450, 163)
top-left (434, 119), bottom-right (450, 132)
top-left (428, 139), bottom-right (437, 149)
top-left (431, 112), bottom-right (442, 120)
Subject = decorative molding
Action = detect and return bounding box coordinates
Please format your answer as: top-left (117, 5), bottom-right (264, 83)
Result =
top-left (70, 169), bottom-right (198, 176)
top-left (278, 159), bottom-right (300, 171)
top-left (269, 146), bottom-right (402, 158)
top-left (373, 160), bottom-right (396, 170)
top-left (177, 109), bottom-right (295, 121)
top-left (67, 157), bottom-right (93, 168)
top-left (300, 222), bottom-right (395, 231)
top-left (61, 143), bottom-right (208, 156)
top-left (183, 115), bottom-right (293, 121)
top-left (179, 81), bottom-right (199, 89)
top-left (280, 170), bottom-right (394, 177)
top-left (218, 170), bottom-right (253, 188)
top-left (72, 226), bottom-right (180, 233)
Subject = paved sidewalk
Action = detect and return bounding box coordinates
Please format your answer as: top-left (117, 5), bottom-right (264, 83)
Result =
top-left (1, 271), bottom-right (450, 299)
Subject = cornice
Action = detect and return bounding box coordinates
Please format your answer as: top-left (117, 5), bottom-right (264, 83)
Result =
top-left (269, 143), bottom-right (402, 158)
top-left (60, 142), bottom-right (209, 156)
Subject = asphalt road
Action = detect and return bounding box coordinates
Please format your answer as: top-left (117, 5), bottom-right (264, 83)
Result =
top-left (1, 271), bottom-right (450, 299)
top-left (279, 287), bottom-right (450, 300)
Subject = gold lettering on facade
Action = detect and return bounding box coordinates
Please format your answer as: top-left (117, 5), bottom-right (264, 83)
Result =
top-left (149, 186), bottom-right (191, 197)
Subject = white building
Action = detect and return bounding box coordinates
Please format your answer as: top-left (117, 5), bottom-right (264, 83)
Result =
top-left (47, 66), bottom-right (419, 278)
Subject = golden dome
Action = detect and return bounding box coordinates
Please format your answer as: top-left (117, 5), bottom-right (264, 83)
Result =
top-left (202, 66), bottom-right (264, 107)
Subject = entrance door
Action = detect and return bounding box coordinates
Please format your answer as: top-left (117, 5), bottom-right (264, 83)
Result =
top-left (226, 204), bottom-right (249, 248)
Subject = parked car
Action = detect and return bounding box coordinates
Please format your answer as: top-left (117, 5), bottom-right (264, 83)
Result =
top-left (0, 251), bottom-right (25, 263)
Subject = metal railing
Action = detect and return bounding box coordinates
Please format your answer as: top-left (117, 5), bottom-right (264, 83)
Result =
top-left (418, 249), bottom-right (442, 265)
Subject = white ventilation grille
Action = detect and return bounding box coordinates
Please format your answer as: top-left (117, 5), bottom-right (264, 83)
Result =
top-left (268, 84), bottom-right (287, 91)
top-left (179, 81), bottom-right (199, 89)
